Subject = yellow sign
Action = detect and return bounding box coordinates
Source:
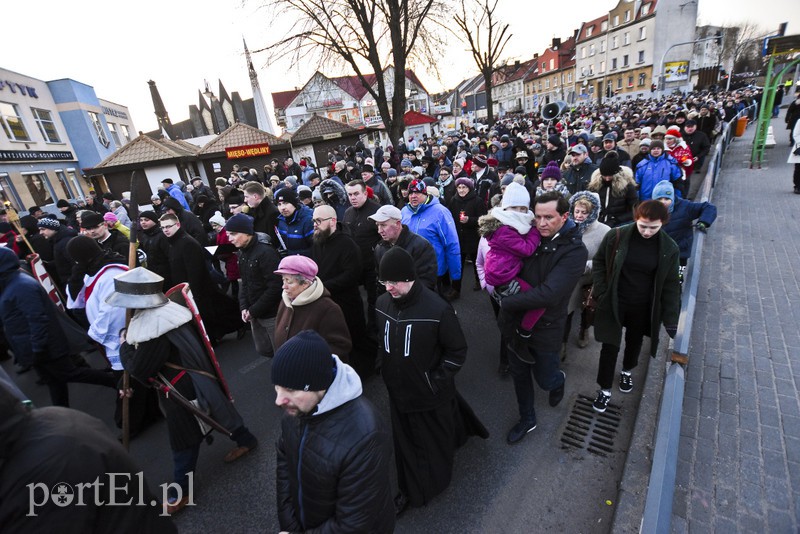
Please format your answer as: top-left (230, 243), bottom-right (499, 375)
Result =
top-left (664, 61), bottom-right (690, 82)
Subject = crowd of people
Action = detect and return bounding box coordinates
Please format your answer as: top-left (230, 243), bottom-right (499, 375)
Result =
top-left (4, 85), bottom-right (777, 530)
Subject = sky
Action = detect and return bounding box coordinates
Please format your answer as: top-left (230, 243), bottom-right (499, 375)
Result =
top-left (4, 0), bottom-right (798, 133)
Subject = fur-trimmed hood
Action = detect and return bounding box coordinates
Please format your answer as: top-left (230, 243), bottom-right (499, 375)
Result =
top-left (319, 178), bottom-right (347, 206)
top-left (587, 165), bottom-right (635, 196)
top-left (568, 190), bottom-right (601, 233)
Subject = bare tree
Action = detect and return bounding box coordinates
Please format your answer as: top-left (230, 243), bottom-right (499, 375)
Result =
top-left (252, 0), bottom-right (447, 143)
top-left (451, 0), bottom-right (511, 127)
top-left (720, 22), bottom-right (766, 89)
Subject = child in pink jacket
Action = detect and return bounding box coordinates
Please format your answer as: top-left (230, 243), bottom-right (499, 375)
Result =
top-left (478, 182), bottom-right (543, 337)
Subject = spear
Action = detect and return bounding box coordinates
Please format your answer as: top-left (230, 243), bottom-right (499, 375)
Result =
top-left (3, 203), bottom-right (35, 255)
top-left (121, 171), bottom-right (141, 450)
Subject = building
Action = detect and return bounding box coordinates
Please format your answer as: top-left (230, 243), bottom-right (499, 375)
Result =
top-left (0, 67), bottom-right (135, 212)
top-left (493, 59), bottom-right (538, 117)
top-left (524, 36), bottom-right (578, 112)
top-left (573, 0), bottom-right (697, 104)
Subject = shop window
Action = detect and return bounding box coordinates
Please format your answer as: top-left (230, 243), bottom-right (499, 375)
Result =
top-left (31, 108), bottom-right (61, 143)
top-left (0, 102), bottom-right (31, 141)
top-left (0, 174), bottom-right (23, 210)
top-left (55, 171), bottom-right (76, 199)
top-left (22, 173), bottom-right (55, 206)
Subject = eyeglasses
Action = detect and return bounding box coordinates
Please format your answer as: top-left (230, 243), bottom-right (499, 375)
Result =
top-left (160, 223), bottom-right (177, 231)
top-left (312, 217), bottom-right (333, 226)
top-left (378, 280), bottom-right (404, 287)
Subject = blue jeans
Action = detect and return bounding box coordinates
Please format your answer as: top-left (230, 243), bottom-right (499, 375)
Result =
top-left (172, 445), bottom-right (200, 494)
top-left (508, 345), bottom-right (564, 423)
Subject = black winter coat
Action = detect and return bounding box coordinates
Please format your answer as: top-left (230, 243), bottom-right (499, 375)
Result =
top-left (139, 227), bottom-right (172, 286)
top-left (376, 281), bottom-right (467, 412)
top-left (343, 200), bottom-right (381, 270)
top-left (374, 225), bottom-right (438, 293)
top-left (500, 219), bottom-right (587, 352)
top-left (99, 229), bottom-right (130, 262)
top-left (448, 190), bottom-right (486, 254)
top-left (276, 396), bottom-right (394, 533)
top-left (562, 162), bottom-right (598, 195)
top-left (249, 197), bottom-right (281, 247)
top-left (51, 226), bottom-right (78, 288)
top-left (237, 237), bottom-right (282, 319)
top-left (311, 228), bottom-right (364, 320)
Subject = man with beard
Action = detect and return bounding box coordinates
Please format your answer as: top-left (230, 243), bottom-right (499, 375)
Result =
top-left (310, 205), bottom-right (375, 379)
top-left (273, 331), bottom-right (394, 532)
top-left (375, 247), bottom-right (488, 515)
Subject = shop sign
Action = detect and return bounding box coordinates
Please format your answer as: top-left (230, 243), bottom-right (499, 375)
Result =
top-left (225, 143), bottom-right (271, 159)
top-left (0, 150), bottom-right (73, 162)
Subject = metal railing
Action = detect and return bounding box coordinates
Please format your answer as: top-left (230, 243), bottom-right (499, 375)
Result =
top-left (639, 103), bottom-right (756, 534)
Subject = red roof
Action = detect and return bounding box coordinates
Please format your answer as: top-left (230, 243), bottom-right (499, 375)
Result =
top-left (576, 14), bottom-right (608, 43)
top-left (403, 110), bottom-right (438, 126)
top-left (272, 89), bottom-right (301, 109)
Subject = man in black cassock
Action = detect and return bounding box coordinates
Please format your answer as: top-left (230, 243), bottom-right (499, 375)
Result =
top-left (375, 247), bottom-right (488, 515)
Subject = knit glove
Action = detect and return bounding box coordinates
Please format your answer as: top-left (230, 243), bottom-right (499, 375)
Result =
top-left (695, 222), bottom-right (708, 233)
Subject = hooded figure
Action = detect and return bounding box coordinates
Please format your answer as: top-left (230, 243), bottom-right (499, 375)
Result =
top-left (162, 197), bottom-right (208, 246)
top-left (318, 178), bottom-right (349, 221)
top-left (652, 180), bottom-right (717, 264)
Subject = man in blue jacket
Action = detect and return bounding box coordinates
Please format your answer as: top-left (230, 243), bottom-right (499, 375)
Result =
top-left (634, 140), bottom-right (683, 202)
top-left (274, 188), bottom-right (314, 256)
top-left (161, 178), bottom-right (191, 210)
top-left (401, 179), bottom-right (462, 300)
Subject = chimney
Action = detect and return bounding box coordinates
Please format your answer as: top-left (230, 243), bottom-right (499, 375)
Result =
top-left (552, 37), bottom-right (561, 49)
top-left (533, 53), bottom-right (539, 59)
top-left (515, 60), bottom-right (520, 67)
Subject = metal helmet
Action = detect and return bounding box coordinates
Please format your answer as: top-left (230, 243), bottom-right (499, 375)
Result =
top-left (105, 267), bottom-right (168, 309)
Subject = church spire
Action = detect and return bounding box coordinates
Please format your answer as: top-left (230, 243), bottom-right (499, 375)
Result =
top-left (243, 37), bottom-right (277, 135)
top-left (147, 80), bottom-right (175, 139)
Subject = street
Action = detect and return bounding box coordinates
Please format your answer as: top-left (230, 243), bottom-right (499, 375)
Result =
top-left (4, 267), bottom-right (652, 533)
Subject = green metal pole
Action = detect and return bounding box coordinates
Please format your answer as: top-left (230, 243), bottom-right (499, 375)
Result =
top-left (751, 54), bottom-right (775, 168)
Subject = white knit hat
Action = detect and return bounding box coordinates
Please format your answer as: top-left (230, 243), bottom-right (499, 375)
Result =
top-left (209, 211), bottom-right (226, 227)
top-left (501, 182), bottom-right (530, 210)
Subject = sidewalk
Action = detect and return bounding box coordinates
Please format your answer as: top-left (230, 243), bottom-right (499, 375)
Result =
top-left (671, 113), bottom-right (800, 532)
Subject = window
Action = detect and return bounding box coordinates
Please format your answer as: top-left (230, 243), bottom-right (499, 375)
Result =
top-left (88, 111), bottom-right (110, 148)
top-left (639, 27), bottom-right (647, 40)
top-left (567, 72), bottom-right (573, 83)
top-left (624, 32), bottom-right (630, 46)
top-left (0, 102), bottom-right (31, 141)
top-left (0, 173), bottom-right (23, 211)
top-left (107, 122), bottom-right (122, 148)
top-left (641, 4), bottom-right (649, 15)
top-left (600, 60), bottom-right (606, 73)
top-left (340, 113), bottom-right (349, 122)
top-left (66, 169), bottom-right (85, 198)
top-left (638, 73), bottom-right (647, 86)
top-left (613, 15), bottom-right (619, 26)
top-left (586, 27), bottom-right (593, 38)
top-left (545, 79), bottom-right (550, 89)
top-left (625, 10), bottom-right (631, 22)
top-left (612, 58), bottom-right (618, 70)
top-left (31, 108), bottom-right (61, 143)
top-left (628, 75), bottom-right (634, 87)
top-left (600, 40), bottom-right (606, 53)
top-left (538, 82), bottom-right (542, 91)
top-left (550, 59), bottom-right (555, 70)
top-left (612, 36), bottom-right (618, 49)
top-left (121, 124), bottom-right (131, 142)
top-left (54, 170), bottom-right (75, 199)
top-left (22, 173), bottom-right (54, 206)
top-left (589, 65), bottom-right (594, 76)
top-left (542, 62), bottom-right (547, 72)
top-left (581, 47), bottom-right (586, 59)
top-left (623, 54), bottom-right (629, 67)
top-left (617, 78), bottom-right (623, 89)
top-left (601, 21), bottom-right (608, 32)
top-left (589, 44), bottom-right (596, 56)
top-left (638, 50), bottom-right (645, 63)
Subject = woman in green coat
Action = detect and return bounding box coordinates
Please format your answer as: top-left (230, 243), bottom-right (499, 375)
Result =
top-left (590, 200), bottom-right (681, 413)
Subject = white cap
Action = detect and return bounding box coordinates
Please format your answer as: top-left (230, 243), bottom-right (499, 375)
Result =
top-left (368, 205), bottom-right (403, 222)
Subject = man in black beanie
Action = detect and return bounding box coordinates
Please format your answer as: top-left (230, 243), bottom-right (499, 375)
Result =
top-left (275, 187), bottom-right (314, 256)
top-left (273, 330), bottom-right (394, 533)
top-left (375, 247), bottom-right (488, 515)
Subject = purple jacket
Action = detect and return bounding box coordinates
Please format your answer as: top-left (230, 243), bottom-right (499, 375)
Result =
top-left (485, 225), bottom-right (541, 287)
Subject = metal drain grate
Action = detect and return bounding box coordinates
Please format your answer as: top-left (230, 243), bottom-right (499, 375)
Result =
top-left (560, 394), bottom-right (622, 456)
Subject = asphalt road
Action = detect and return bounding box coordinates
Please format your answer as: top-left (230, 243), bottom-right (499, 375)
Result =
top-left (4, 267), bottom-right (652, 533)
